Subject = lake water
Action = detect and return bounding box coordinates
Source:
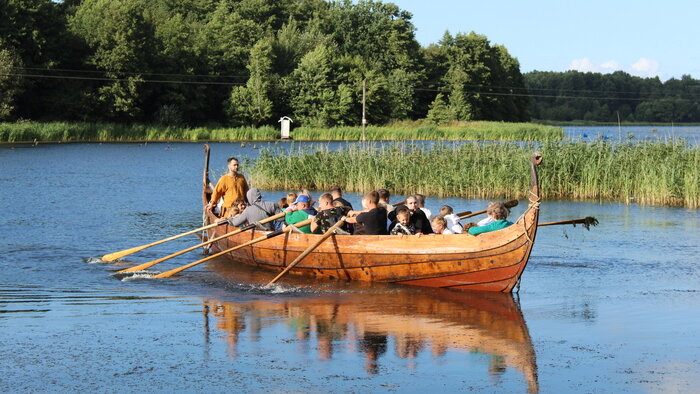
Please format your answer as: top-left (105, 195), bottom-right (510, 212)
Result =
top-left (1, 141), bottom-right (699, 393)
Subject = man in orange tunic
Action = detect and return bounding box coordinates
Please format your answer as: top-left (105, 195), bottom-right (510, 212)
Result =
top-left (207, 157), bottom-right (249, 218)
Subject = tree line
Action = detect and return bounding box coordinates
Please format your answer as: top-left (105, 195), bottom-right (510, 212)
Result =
top-left (0, 0), bottom-right (530, 127)
top-left (524, 70), bottom-right (700, 123)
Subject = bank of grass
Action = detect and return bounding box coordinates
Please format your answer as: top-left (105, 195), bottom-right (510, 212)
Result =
top-left (0, 120), bottom-right (563, 142)
top-left (250, 140), bottom-right (700, 208)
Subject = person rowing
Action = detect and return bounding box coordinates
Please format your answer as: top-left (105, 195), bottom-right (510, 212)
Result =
top-left (284, 194), bottom-right (317, 234)
top-left (226, 188), bottom-right (281, 231)
top-left (311, 193), bottom-right (351, 234)
top-left (345, 191), bottom-right (388, 235)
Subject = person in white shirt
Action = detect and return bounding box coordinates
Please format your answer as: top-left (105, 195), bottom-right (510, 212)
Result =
top-left (431, 216), bottom-right (454, 234)
top-left (439, 205), bottom-right (463, 234)
top-left (415, 193), bottom-right (432, 218)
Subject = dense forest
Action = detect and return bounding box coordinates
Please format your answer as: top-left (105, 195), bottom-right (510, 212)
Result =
top-left (0, 0), bottom-right (529, 127)
top-left (2, 1), bottom-right (698, 127)
top-left (524, 71), bottom-right (700, 123)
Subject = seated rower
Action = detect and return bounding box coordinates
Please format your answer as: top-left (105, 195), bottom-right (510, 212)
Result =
top-left (439, 205), bottom-right (463, 234)
top-left (227, 188), bottom-right (281, 231)
top-left (330, 185), bottom-right (353, 209)
top-left (465, 202), bottom-right (513, 235)
top-left (431, 216), bottom-right (454, 234)
top-left (390, 209), bottom-right (416, 235)
top-left (377, 188), bottom-right (394, 213)
top-left (311, 193), bottom-right (351, 234)
top-left (345, 191), bottom-right (388, 235)
top-left (284, 194), bottom-right (317, 234)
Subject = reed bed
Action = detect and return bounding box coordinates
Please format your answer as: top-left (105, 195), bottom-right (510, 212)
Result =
top-left (250, 140), bottom-right (700, 208)
top-left (0, 121), bottom-right (562, 142)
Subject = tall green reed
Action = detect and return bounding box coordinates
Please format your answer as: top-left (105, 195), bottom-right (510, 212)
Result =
top-left (250, 140), bottom-right (700, 208)
top-left (0, 121), bottom-right (562, 142)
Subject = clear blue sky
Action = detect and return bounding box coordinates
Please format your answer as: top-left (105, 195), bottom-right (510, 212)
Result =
top-left (391, 0), bottom-right (700, 80)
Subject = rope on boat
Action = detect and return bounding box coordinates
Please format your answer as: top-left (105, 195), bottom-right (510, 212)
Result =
top-left (515, 191), bottom-right (541, 245)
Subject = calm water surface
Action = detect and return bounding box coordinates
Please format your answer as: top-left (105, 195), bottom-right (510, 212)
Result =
top-left (1, 142), bottom-right (699, 393)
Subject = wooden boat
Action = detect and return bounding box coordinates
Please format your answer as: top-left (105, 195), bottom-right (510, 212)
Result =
top-left (201, 286), bottom-right (538, 392)
top-left (201, 144), bottom-right (542, 292)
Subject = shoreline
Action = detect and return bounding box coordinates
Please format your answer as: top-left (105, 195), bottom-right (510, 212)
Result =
top-left (0, 121), bottom-right (563, 143)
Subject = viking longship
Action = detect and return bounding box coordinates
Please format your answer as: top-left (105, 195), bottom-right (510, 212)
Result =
top-left (201, 145), bottom-right (542, 292)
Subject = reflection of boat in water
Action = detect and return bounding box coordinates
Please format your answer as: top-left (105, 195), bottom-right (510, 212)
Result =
top-left (202, 287), bottom-right (538, 392)
top-left (200, 145), bottom-right (542, 292)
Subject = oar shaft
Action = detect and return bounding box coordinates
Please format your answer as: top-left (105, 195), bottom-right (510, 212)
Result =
top-left (458, 199), bottom-right (519, 220)
top-left (267, 219), bottom-right (346, 286)
top-left (102, 221), bottom-right (224, 261)
top-left (154, 218), bottom-right (312, 279)
top-left (539, 217), bottom-right (598, 227)
top-left (117, 211), bottom-right (286, 273)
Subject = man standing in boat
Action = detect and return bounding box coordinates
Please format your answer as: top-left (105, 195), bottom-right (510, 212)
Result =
top-left (207, 157), bottom-right (249, 218)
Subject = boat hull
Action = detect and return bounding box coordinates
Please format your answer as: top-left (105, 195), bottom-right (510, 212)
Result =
top-left (200, 145), bottom-right (541, 292)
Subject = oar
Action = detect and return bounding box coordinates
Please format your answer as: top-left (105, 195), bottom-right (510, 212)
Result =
top-left (117, 211), bottom-right (286, 273)
top-left (102, 220), bottom-right (228, 262)
top-left (539, 216), bottom-right (599, 230)
top-left (455, 210), bottom-right (472, 217)
top-left (153, 218), bottom-right (313, 279)
top-left (266, 218), bottom-right (347, 286)
top-left (459, 199), bottom-right (519, 219)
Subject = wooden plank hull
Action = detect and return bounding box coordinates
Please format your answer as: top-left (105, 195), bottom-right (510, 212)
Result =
top-left (200, 145), bottom-right (542, 292)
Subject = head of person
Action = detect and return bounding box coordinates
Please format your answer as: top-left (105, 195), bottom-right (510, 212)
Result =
top-left (286, 192), bottom-right (298, 204)
top-left (278, 197), bottom-right (288, 210)
top-left (234, 199), bottom-right (246, 211)
top-left (332, 200), bottom-right (345, 208)
top-left (396, 209), bottom-right (410, 227)
top-left (431, 216), bottom-right (447, 234)
top-left (227, 157), bottom-right (240, 173)
top-left (330, 185), bottom-right (343, 199)
top-left (414, 194), bottom-right (426, 208)
top-left (318, 192), bottom-right (334, 210)
top-left (377, 188), bottom-right (390, 203)
top-left (229, 206), bottom-right (241, 218)
top-left (439, 205), bottom-right (453, 216)
top-left (487, 202), bottom-right (509, 220)
top-left (406, 195), bottom-right (418, 211)
top-left (362, 190), bottom-right (379, 209)
top-left (293, 194), bottom-right (311, 209)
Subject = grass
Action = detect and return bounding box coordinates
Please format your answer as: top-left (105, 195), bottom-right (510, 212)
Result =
top-left (0, 120), bottom-right (563, 142)
top-left (249, 140), bottom-right (700, 208)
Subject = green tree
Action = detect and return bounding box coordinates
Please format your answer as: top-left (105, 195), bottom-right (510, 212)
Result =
top-left (0, 42), bottom-right (24, 119)
top-left (70, 0), bottom-right (157, 119)
top-left (285, 43), bottom-right (353, 127)
top-left (227, 38), bottom-right (275, 126)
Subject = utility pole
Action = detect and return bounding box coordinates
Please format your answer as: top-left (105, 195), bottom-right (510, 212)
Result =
top-left (361, 79), bottom-right (367, 141)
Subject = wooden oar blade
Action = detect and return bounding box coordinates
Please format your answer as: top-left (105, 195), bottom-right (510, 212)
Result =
top-left (102, 245), bottom-right (149, 262)
top-left (102, 220), bottom-right (225, 262)
top-left (582, 216), bottom-right (599, 231)
top-left (153, 218), bottom-right (312, 279)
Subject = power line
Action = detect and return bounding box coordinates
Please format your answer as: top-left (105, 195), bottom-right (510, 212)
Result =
top-left (3, 72), bottom-right (699, 101)
top-left (14, 66), bottom-right (250, 80)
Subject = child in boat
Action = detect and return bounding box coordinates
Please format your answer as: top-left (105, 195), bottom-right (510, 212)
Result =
top-left (439, 205), bottom-right (463, 234)
top-left (431, 216), bottom-right (454, 234)
top-left (284, 192), bottom-right (297, 211)
top-left (390, 209), bottom-right (416, 235)
top-left (465, 202), bottom-right (513, 235)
